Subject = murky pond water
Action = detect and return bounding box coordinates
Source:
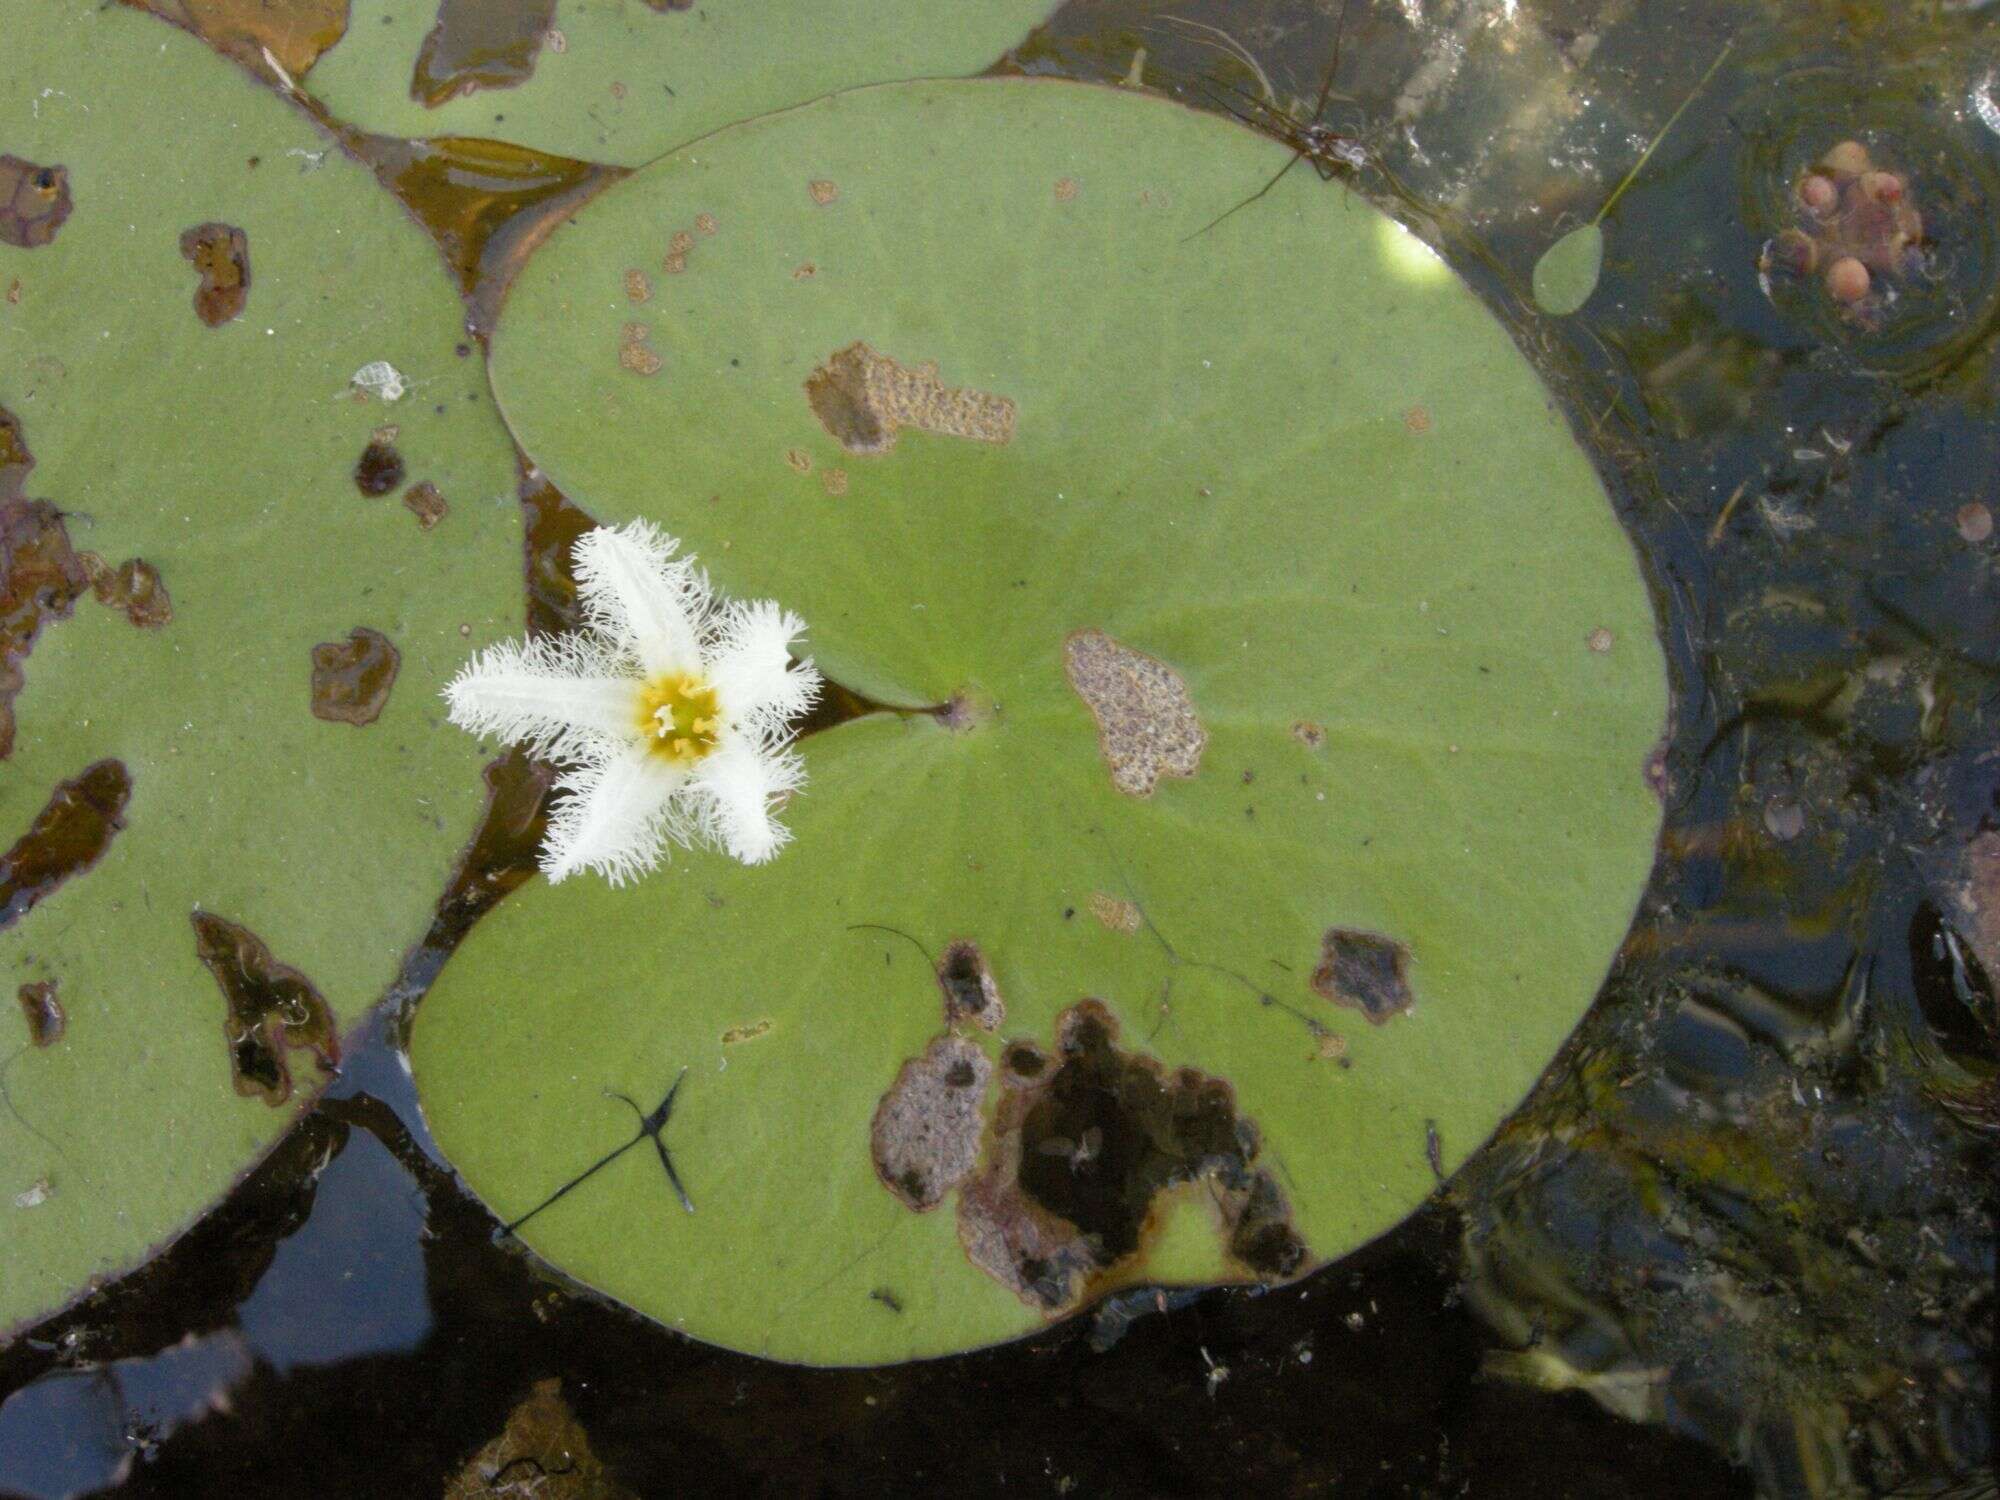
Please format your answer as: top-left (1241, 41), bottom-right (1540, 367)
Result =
top-left (2, 0), bottom-right (1994, 1495)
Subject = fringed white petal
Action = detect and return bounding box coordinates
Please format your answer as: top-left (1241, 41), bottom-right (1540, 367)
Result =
top-left (706, 599), bottom-right (822, 731)
top-left (687, 735), bottom-right (806, 865)
top-left (442, 635), bottom-right (637, 765)
top-left (541, 745), bottom-right (689, 886)
top-left (571, 520), bottom-right (710, 678)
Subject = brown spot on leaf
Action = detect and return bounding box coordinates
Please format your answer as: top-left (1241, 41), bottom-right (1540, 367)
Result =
top-left (1291, 719), bottom-right (1326, 749)
top-left (1054, 176), bottom-right (1079, 202)
top-left (191, 911), bottom-right (339, 1106)
top-left (720, 1019), bottom-right (772, 1046)
top-left (938, 939), bottom-right (1004, 1031)
top-left (79, 553), bottom-right (172, 629)
top-left (660, 251), bottom-right (687, 277)
top-left (178, 222), bottom-right (251, 327)
top-left (0, 156), bottom-right (73, 248)
top-left (792, 261), bottom-right (817, 281)
top-left (783, 448), bottom-right (812, 474)
top-left (804, 342), bottom-right (1017, 455)
top-left (694, 212), bottom-right (717, 235)
top-left (354, 440), bottom-right (406, 497)
top-left (618, 321), bottom-right (662, 375)
top-left (808, 179), bottom-right (839, 205)
top-left (871, 1034), bottom-right (992, 1212)
top-left (821, 466), bottom-right (846, 496)
top-left (668, 229), bottom-right (694, 256)
top-left (1088, 891), bottom-right (1142, 934)
top-left (957, 1000), bottom-right (1306, 1313)
top-left (623, 267), bottom-right (652, 303)
top-left (1586, 626), bottom-right (1614, 653)
top-left (0, 761), bottom-right (130, 933)
top-left (16, 980), bottom-right (64, 1048)
top-left (2, 479), bottom-right (91, 760)
top-left (310, 627), bottom-right (400, 726)
top-left (1403, 405), bottom-right (1431, 433)
top-left (1063, 629), bottom-right (1206, 797)
top-left (1311, 928), bottom-right (1415, 1024)
top-left (402, 480), bottom-right (448, 530)
top-left (410, 0), bottom-right (557, 107)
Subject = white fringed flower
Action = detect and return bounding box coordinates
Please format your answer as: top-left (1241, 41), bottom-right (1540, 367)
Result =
top-left (443, 521), bottom-right (821, 884)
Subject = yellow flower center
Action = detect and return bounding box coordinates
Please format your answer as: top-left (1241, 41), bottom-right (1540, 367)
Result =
top-left (636, 674), bottom-right (722, 763)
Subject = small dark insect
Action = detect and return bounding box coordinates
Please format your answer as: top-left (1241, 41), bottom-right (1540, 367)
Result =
top-left (499, 1067), bottom-right (694, 1237)
top-left (1425, 1118), bottom-right (1445, 1184)
top-left (1184, 0), bottom-right (1368, 241)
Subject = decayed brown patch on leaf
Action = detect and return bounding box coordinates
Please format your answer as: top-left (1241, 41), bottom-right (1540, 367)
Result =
top-left (79, 553), bottom-right (172, 629)
top-left (804, 342), bottom-right (1016, 456)
top-left (123, 0), bottom-right (349, 79)
top-left (1311, 928), bottom-right (1415, 1024)
top-left (353, 438), bottom-right (405, 497)
top-left (411, 0), bottom-right (556, 107)
top-left (310, 626), bottom-right (400, 726)
top-left (958, 999), bottom-right (1306, 1313)
top-left (1088, 891), bottom-right (1142, 933)
top-left (1063, 629), bottom-right (1206, 797)
top-left (871, 1034), bottom-right (992, 1212)
top-left (16, 980), bottom-right (64, 1048)
top-left (402, 480), bottom-right (448, 530)
top-left (191, 911), bottom-right (339, 1106)
top-left (178, 222), bottom-right (251, 327)
top-left (0, 156), bottom-right (73, 248)
top-left (618, 321), bottom-right (662, 375)
top-left (445, 1377), bottom-right (635, 1500)
top-left (2, 464), bottom-right (91, 760)
top-left (1, 761), bottom-right (131, 931)
top-left (937, 939), bottom-right (1003, 1031)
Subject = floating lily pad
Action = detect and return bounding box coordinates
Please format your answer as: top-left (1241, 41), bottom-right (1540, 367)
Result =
top-left (305, 0), bottom-right (1060, 167)
top-left (419, 79), bottom-right (1668, 1364)
top-left (0, 1), bottom-right (520, 1336)
top-left (1533, 222), bottom-right (1605, 316)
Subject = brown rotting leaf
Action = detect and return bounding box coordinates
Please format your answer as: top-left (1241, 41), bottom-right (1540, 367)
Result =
top-left (2, 477), bottom-right (91, 760)
top-left (178, 222), bottom-right (251, 327)
top-left (122, 0), bottom-right (349, 79)
top-left (937, 939), bottom-right (1003, 1031)
top-left (1063, 629), bottom-right (1207, 797)
top-left (871, 1034), bottom-right (992, 1212)
top-left (804, 342), bottom-right (1016, 455)
top-left (79, 553), bottom-right (173, 629)
top-left (310, 626), bottom-right (400, 726)
top-left (190, 911), bottom-right (338, 1105)
top-left (443, 1376), bottom-right (635, 1500)
top-left (1088, 891), bottom-right (1142, 933)
top-left (1311, 928), bottom-right (1415, 1024)
top-left (411, 0), bottom-right (557, 107)
top-left (0, 156), bottom-right (73, 248)
top-left (353, 439), bottom-right (406, 497)
top-left (16, 980), bottom-right (64, 1048)
top-left (402, 480), bottom-right (448, 530)
top-left (956, 999), bottom-right (1306, 1313)
top-left (0, 761), bottom-right (130, 933)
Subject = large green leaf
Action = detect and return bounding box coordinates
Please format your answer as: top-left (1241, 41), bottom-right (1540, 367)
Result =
top-left (305, 0), bottom-right (1059, 167)
top-left (0, 0), bottom-right (520, 1336)
top-left (419, 79), bottom-right (1667, 1364)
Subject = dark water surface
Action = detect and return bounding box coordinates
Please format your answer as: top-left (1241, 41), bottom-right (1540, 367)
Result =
top-left (2, 1), bottom-right (1995, 1495)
